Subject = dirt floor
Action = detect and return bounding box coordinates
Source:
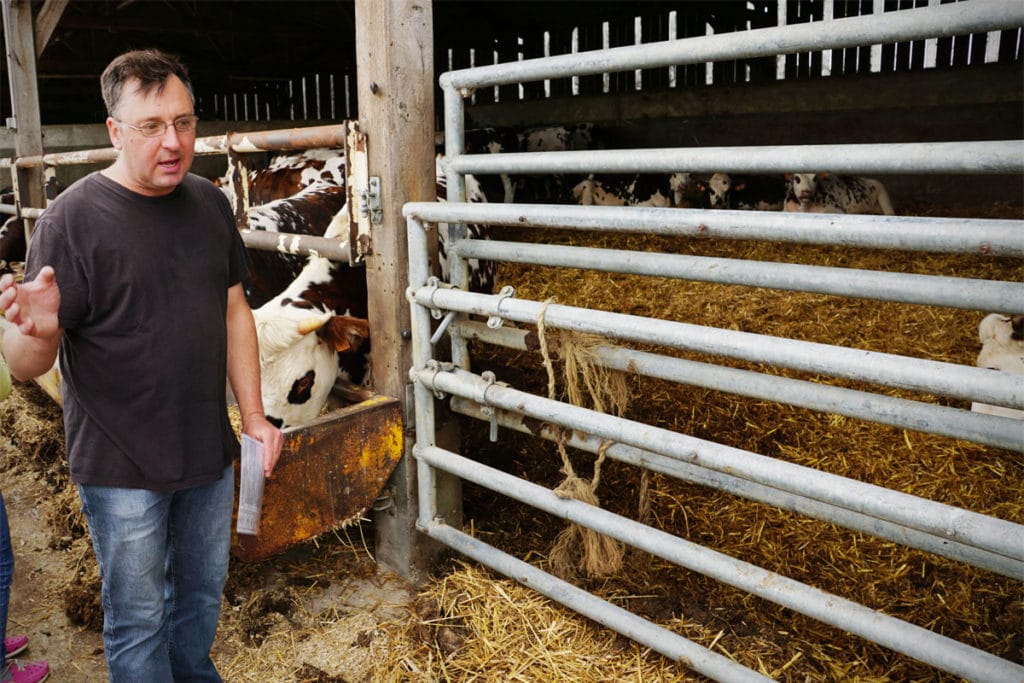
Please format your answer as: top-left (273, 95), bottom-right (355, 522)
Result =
top-left (0, 382), bottom-right (417, 682)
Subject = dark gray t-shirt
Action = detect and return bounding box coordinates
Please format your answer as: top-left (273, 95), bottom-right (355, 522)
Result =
top-left (26, 172), bottom-right (248, 491)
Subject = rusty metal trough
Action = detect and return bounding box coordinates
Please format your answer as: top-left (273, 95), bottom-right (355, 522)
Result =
top-left (232, 389), bottom-right (403, 562)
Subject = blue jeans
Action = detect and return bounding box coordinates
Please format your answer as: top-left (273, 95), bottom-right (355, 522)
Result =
top-left (0, 490), bottom-right (12, 677)
top-left (78, 464), bottom-right (233, 683)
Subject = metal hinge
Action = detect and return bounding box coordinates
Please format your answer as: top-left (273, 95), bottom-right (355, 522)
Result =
top-left (359, 176), bottom-right (382, 224)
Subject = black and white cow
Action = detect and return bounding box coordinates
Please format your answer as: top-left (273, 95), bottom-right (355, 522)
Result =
top-left (571, 173), bottom-right (675, 208)
top-left (784, 173), bottom-right (896, 215)
top-left (701, 173), bottom-right (788, 210)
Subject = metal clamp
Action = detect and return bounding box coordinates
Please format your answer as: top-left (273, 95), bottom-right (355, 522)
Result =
top-left (423, 359), bottom-right (455, 399)
top-left (358, 176), bottom-right (382, 224)
top-left (487, 285), bottom-right (516, 329)
top-left (423, 276), bottom-right (457, 320)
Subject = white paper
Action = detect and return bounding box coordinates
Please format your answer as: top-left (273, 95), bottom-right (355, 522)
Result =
top-left (237, 434), bottom-right (265, 536)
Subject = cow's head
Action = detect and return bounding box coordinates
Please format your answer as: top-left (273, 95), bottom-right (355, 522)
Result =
top-left (789, 173), bottom-right (824, 203)
top-left (255, 304), bottom-right (370, 429)
top-left (706, 173), bottom-right (733, 209)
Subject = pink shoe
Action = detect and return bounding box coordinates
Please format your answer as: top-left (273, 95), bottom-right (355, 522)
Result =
top-left (5, 660), bottom-right (49, 683)
top-left (2, 637), bottom-right (27, 658)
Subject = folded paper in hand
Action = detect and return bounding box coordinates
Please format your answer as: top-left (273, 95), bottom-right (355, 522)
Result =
top-left (237, 434), bottom-right (265, 536)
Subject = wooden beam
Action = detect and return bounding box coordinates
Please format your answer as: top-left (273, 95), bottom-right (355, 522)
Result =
top-left (34, 0), bottom-right (68, 57)
top-left (2, 0), bottom-right (45, 232)
top-left (354, 0), bottom-right (456, 584)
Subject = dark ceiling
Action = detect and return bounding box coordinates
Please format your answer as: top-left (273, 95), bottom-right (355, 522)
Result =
top-left (2, 1), bottom-right (754, 125)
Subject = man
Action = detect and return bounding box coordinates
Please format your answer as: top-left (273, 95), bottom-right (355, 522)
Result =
top-left (0, 49), bottom-right (282, 682)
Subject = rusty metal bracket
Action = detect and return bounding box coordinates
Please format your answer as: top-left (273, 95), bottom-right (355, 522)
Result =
top-left (487, 285), bottom-right (516, 329)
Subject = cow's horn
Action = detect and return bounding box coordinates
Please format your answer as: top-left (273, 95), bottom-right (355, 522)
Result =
top-left (297, 316), bottom-right (328, 335)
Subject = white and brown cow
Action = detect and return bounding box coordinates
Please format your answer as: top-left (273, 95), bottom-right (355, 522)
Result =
top-left (251, 209), bottom-right (370, 428)
top-left (784, 173), bottom-right (895, 215)
top-left (228, 149), bottom-right (493, 427)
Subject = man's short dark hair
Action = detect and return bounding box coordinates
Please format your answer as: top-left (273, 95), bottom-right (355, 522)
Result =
top-left (101, 49), bottom-right (194, 118)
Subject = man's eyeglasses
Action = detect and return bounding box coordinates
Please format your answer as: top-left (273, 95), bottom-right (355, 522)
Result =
top-left (115, 115), bottom-right (199, 138)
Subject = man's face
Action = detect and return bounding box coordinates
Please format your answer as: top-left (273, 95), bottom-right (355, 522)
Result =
top-left (105, 75), bottom-right (196, 196)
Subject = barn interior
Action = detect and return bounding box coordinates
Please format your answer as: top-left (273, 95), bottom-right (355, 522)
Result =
top-left (1, 1), bottom-right (1022, 680)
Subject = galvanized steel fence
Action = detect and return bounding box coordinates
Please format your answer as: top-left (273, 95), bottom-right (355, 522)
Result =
top-left (405, 1), bottom-right (1024, 680)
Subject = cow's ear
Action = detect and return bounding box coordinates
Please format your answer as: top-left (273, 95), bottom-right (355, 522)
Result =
top-left (322, 315), bottom-right (370, 352)
top-left (784, 173), bottom-right (792, 180)
top-left (734, 183), bottom-right (746, 191)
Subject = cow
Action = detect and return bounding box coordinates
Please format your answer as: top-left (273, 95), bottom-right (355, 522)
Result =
top-left (972, 313), bottom-right (1024, 420)
top-left (784, 173), bottom-right (896, 215)
top-left (571, 173), bottom-right (675, 208)
top-left (518, 123), bottom-right (595, 153)
top-left (701, 173), bottom-right (787, 210)
top-left (226, 149), bottom-right (493, 427)
top-left (435, 154), bottom-right (495, 294)
top-left (251, 210), bottom-right (370, 428)
top-left (242, 180), bottom-right (349, 308)
top-left (0, 216), bottom-right (26, 277)
top-left (514, 123), bottom-right (600, 204)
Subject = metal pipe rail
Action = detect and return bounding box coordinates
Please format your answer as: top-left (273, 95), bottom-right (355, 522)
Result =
top-left (412, 365), bottom-right (1023, 565)
top-left (13, 123), bottom-right (348, 169)
top-left (450, 396), bottom-right (1023, 579)
top-left (445, 141), bottom-right (1024, 176)
top-left (404, 202), bottom-right (1024, 257)
top-left (452, 238), bottom-right (1022, 314)
top-left (409, 286), bottom-right (1023, 412)
top-left (413, 442), bottom-right (1024, 683)
top-left (239, 230), bottom-right (351, 263)
top-left (451, 319), bottom-right (1022, 452)
top-left (420, 521), bottom-right (773, 683)
top-left (440, 0), bottom-right (1023, 89)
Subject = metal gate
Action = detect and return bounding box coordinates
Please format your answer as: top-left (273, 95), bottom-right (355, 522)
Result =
top-left (404, 2), bottom-right (1024, 680)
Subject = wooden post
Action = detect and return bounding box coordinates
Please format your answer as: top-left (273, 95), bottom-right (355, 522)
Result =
top-left (2, 0), bottom-right (46, 237)
top-left (354, 0), bottom-right (460, 583)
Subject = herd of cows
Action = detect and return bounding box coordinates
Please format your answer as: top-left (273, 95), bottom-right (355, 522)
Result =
top-left (2, 122), bottom-right (1020, 432)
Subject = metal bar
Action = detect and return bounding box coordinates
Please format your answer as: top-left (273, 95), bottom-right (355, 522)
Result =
top-left (452, 238), bottom-right (1022, 315)
top-left (411, 288), bottom-right (1024, 410)
top-left (445, 141), bottom-right (1023, 176)
top-left (450, 396), bottom-right (1023, 579)
top-left (411, 367), bottom-right (1024, 563)
top-left (440, 0), bottom-right (1024, 88)
top-left (420, 521), bottom-right (773, 683)
top-left (415, 444), bottom-right (1023, 683)
top-left (239, 230), bottom-right (351, 263)
top-left (13, 123), bottom-right (350, 168)
top-left (451, 320), bottom-right (1023, 451)
top-left (440, 86), bottom-right (472, 371)
top-left (407, 216), bottom-right (440, 522)
top-left (402, 202), bottom-right (1024, 258)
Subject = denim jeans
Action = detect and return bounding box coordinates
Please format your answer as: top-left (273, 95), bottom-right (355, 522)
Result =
top-left (0, 490), bottom-right (12, 677)
top-left (78, 464), bottom-right (233, 683)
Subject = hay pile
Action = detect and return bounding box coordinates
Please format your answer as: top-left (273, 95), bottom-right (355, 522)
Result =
top-left (450, 205), bottom-right (1023, 680)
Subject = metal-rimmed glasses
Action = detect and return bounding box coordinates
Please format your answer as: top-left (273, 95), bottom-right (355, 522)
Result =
top-left (115, 115), bottom-right (199, 138)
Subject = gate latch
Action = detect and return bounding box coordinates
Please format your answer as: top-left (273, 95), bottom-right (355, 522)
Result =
top-left (359, 176), bottom-right (382, 224)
